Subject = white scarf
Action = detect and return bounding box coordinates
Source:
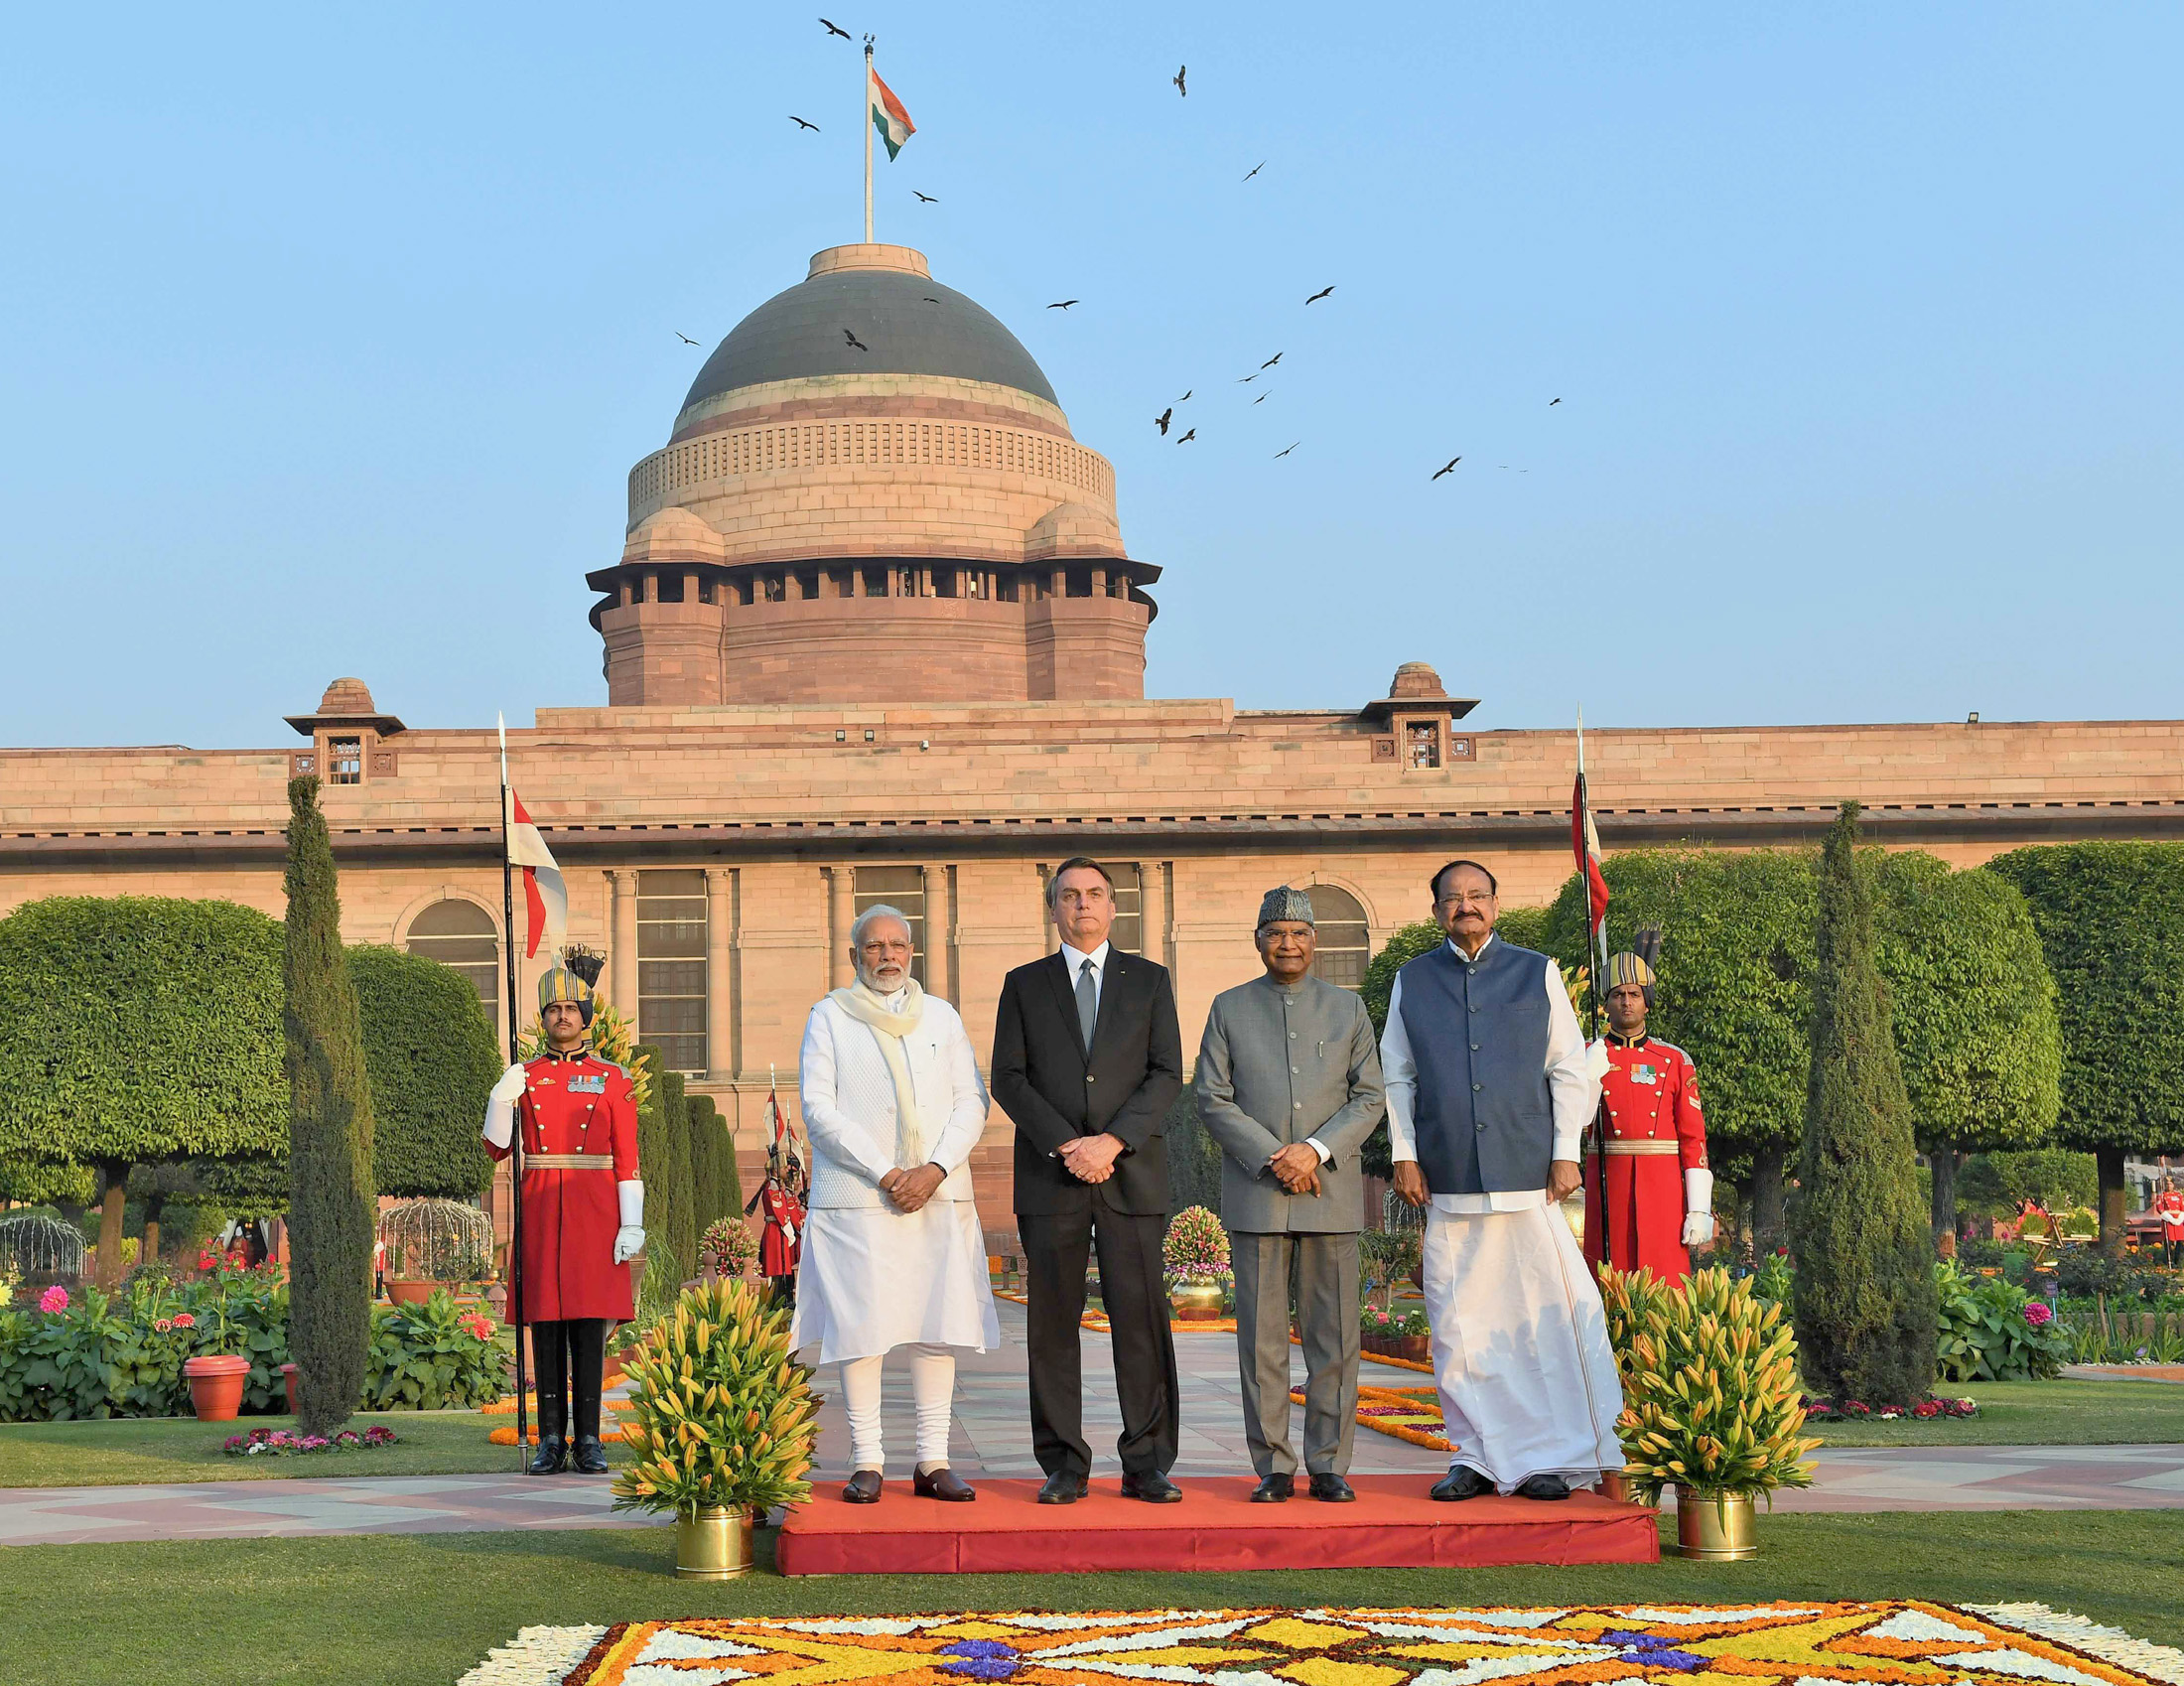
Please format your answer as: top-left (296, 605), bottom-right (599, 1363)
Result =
top-left (828, 977), bottom-right (933, 1169)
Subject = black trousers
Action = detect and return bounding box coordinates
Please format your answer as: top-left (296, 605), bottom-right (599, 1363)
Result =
top-left (1020, 1206), bottom-right (1179, 1480)
top-left (530, 1318), bottom-right (609, 1440)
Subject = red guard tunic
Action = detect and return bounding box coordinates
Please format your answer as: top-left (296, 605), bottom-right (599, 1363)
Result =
top-left (485, 1049), bottom-right (639, 1324)
top-left (756, 1182), bottom-right (804, 1279)
top-left (1582, 1033), bottom-right (1707, 1282)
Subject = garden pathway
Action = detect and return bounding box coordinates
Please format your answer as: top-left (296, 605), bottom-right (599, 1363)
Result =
top-left (7, 1302), bottom-right (2183, 1546)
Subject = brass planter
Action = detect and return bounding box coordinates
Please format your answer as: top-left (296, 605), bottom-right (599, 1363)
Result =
top-left (1169, 1282), bottom-right (1225, 1322)
top-left (1673, 1487), bottom-right (1758, 1560)
top-left (674, 1505), bottom-right (755, 1579)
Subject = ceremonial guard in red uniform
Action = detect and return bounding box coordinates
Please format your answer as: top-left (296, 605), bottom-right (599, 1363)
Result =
top-left (482, 957), bottom-right (644, 1475)
top-left (1582, 948), bottom-right (1713, 1282)
top-left (749, 1145), bottom-right (805, 1300)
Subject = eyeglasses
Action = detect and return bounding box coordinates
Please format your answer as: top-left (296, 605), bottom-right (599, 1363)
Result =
top-left (1435, 894), bottom-right (1496, 909)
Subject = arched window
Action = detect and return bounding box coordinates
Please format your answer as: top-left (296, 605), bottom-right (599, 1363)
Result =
top-left (406, 900), bottom-right (500, 1036)
top-left (1307, 885), bottom-right (1371, 990)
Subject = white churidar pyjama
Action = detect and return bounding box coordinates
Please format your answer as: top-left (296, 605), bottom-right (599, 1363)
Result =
top-left (837, 1342), bottom-right (957, 1473)
top-left (1421, 1202), bottom-right (1626, 1491)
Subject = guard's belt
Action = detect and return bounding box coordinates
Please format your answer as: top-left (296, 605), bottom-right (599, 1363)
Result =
top-left (522, 1153), bottom-right (614, 1170)
top-left (1602, 1140), bottom-right (1681, 1156)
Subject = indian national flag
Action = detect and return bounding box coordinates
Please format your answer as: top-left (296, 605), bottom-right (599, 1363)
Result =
top-left (871, 70), bottom-right (915, 160)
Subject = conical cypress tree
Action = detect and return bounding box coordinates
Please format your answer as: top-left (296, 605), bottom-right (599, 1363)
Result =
top-left (1791, 802), bottom-right (1938, 1405)
top-left (283, 776), bottom-right (377, 1434)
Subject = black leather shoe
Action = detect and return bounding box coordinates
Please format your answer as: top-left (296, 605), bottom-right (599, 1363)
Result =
top-left (1120, 1472), bottom-right (1183, 1503)
top-left (570, 1436), bottom-right (610, 1475)
top-left (1430, 1466), bottom-right (1492, 1501)
top-left (526, 1435), bottom-right (569, 1475)
top-left (1308, 1473), bottom-right (1356, 1502)
top-left (1036, 1471), bottom-right (1089, 1505)
top-left (913, 1466), bottom-right (977, 1502)
top-left (1250, 1473), bottom-right (1294, 1503)
top-left (1515, 1474), bottom-right (1571, 1501)
top-left (843, 1469), bottom-right (884, 1503)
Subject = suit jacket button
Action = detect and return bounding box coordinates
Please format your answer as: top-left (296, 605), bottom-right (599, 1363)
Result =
top-left (1086, 1074), bottom-right (1096, 1082)
top-left (1470, 1044), bottom-right (1479, 1052)
top-left (1472, 1082), bottom-right (1483, 1091)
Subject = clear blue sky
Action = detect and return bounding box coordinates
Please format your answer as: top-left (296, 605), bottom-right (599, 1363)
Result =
top-left (3, 3), bottom-right (2177, 749)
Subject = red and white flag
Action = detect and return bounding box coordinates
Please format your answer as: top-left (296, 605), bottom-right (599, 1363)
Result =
top-left (1571, 718), bottom-right (1610, 940)
top-left (503, 788), bottom-right (567, 961)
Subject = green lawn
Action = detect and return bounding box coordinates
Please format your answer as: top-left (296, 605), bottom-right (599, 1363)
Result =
top-left (1807, 1379), bottom-right (2184, 1446)
top-left (0, 1410), bottom-right (631, 1487)
top-left (5, 1512), bottom-right (2178, 1686)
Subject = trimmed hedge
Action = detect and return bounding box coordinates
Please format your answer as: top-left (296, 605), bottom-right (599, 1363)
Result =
top-left (347, 945), bottom-right (498, 1198)
top-left (634, 1050), bottom-right (698, 1283)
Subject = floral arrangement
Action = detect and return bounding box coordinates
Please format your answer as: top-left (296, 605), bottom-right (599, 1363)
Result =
top-left (1162, 1205), bottom-right (1231, 1286)
top-left (1361, 1305), bottom-right (1430, 1339)
top-left (224, 1425), bottom-right (398, 1457)
top-left (614, 1279), bottom-right (818, 1519)
top-left (1600, 1264), bottom-right (1820, 1506)
top-left (1804, 1395), bottom-right (1979, 1422)
top-left (700, 1217), bottom-right (759, 1278)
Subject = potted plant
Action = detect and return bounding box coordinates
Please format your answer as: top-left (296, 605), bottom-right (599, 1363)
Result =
top-left (379, 1198), bottom-right (495, 1306)
top-left (1162, 1205), bottom-right (1231, 1321)
top-left (1599, 1265), bottom-right (1820, 1555)
top-left (699, 1216), bottom-right (759, 1284)
top-left (181, 1287), bottom-right (252, 1421)
top-left (613, 1279), bottom-right (818, 1578)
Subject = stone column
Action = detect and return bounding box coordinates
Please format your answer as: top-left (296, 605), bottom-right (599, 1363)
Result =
top-left (609, 869), bottom-right (639, 1023)
top-left (825, 866), bottom-right (855, 989)
top-left (1140, 859), bottom-right (1168, 968)
top-left (705, 868), bottom-right (735, 1081)
top-left (922, 862), bottom-right (952, 1001)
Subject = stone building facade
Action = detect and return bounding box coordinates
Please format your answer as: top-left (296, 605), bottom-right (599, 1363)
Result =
top-left (5, 242), bottom-right (2182, 1239)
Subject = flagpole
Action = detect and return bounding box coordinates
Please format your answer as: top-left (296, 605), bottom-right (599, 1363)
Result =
top-left (498, 713), bottom-right (529, 1470)
top-left (1577, 708), bottom-right (1610, 1269)
top-left (863, 39), bottom-right (875, 242)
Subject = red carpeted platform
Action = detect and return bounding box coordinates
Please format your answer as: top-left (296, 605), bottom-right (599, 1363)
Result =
top-left (775, 1475), bottom-right (1659, 1575)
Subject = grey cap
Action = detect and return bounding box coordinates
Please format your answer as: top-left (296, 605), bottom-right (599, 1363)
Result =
top-left (1256, 886), bottom-right (1315, 929)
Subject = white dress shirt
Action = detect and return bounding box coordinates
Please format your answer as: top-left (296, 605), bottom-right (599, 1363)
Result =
top-left (1381, 934), bottom-right (1597, 1213)
top-left (1060, 938), bottom-right (1112, 1016)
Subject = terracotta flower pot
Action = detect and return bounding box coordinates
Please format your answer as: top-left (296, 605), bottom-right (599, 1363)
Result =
top-left (280, 1362), bottom-right (299, 1417)
top-left (184, 1354), bottom-right (251, 1422)
top-left (1398, 1335), bottom-right (1431, 1361)
top-left (387, 1279), bottom-right (435, 1306)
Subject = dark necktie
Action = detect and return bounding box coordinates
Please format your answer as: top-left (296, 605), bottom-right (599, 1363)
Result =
top-left (1075, 955), bottom-right (1098, 1050)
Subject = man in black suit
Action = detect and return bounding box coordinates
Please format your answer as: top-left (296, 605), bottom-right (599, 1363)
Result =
top-left (992, 857), bottom-right (1185, 1504)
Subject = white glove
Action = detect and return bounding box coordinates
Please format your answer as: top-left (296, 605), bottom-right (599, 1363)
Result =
top-left (614, 1180), bottom-right (645, 1265)
top-left (490, 1062), bottom-right (527, 1103)
top-left (1683, 1167), bottom-right (1715, 1248)
top-left (481, 1062), bottom-right (525, 1149)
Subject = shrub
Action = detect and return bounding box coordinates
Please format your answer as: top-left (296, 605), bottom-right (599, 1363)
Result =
top-left (1934, 1260), bottom-right (2069, 1381)
top-left (360, 1291), bottom-right (510, 1410)
top-left (1162, 1083), bottom-right (1224, 1213)
top-left (347, 944), bottom-right (499, 1198)
top-left (614, 1280), bottom-right (818, 1518)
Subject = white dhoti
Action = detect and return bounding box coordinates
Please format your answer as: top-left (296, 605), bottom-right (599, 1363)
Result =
top-left (789, 1197), bottom-right (1001, 1367)
top-left (1422, 1202), bottom-right (1625, 1491)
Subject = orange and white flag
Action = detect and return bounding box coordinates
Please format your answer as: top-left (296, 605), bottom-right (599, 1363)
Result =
top-left (504, 788), bottom-right (567, 961)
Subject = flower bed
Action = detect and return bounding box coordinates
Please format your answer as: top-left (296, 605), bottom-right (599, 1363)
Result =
top-left (223, 1425), bottom-right (399, 1457)
top-left (1803, 1394), bottom-right (1979, 1422)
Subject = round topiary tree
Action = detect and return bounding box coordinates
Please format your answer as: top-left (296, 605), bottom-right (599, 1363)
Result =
top-left (0, 896), bottom-right (287, 1286)
top-left (346, 944), bottom-right (499, 1199)
top-left (1791, 803), bottom-right (1938, 1407)
top-left (1983, 841), bottom-right (2184, 1252)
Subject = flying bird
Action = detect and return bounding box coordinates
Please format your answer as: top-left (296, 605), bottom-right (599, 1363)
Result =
top-left (1432, 457), bottom-right (1460, 480)
top-left (842, 328), bottom-right (869, 351)
top-left (1260, 351), bottom-right (1283, 369)
top-left (1154, 406), bottom-right (1173, 435)
top-left (1237, 372), bottom-right (1260, 383)
top-left (1549, 397), bottom-right (1562, 406)
top-left (1252, 392), bottom-right (1269, 404)
top-left (913, 191), bottom-right (938, 203)
top-left (789, 115), bottom-right (820, 131)
top-left (1275, 442), bottom-right (1299, 459)
top-left (1175, 427), bottom-right (1196, 443)
top-left (1304, 285), bottom-right (1335, 304)
top-left (675, 332), bottom-right (700, 346)
top-left (922, 296), bottom-right (941, 304)
top-left (819, 17), bottom-right (852, 38)
top-left (1047, 299), bottom-right (1079, 310)
top-left (1242, 160), bottom-right (1266, 182)
top-left (1179, 389), bottom-right (1192, 401)
top-left (1173, 65), bottom-right (1187, 96)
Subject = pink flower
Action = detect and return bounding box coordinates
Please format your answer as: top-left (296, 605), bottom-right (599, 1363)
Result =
top-left (173, 1313), bottom-right (195, 1329)
top-left (38, 1286), bottom-right (68, 1314)
top-left (153, 1319), bottom-right (173, 1333)
top-left (2023, 1301), bottom-right (2053, 1327)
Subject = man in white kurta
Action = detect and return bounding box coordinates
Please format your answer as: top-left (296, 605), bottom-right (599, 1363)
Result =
top-left (1382, 859), bottom-right (1624, 1501)
top-left (793, 905), bottom-right (1001, 1503)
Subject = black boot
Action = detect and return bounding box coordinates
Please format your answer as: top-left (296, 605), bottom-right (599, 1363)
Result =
top-left (527, 1321), bottom-right (570, 1475)
top-left (527, 1410), bottom-right (569, 1475)
top-left (568, 1318), bottom-right (610, 1475)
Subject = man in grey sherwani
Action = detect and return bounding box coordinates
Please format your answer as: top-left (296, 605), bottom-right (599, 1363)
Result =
top-left (1195, 886), bottom-right (1387, 1502)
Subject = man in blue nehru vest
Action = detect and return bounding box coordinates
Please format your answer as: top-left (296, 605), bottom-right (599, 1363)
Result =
top-left (1382, 859), bottom-right (1624, 1501)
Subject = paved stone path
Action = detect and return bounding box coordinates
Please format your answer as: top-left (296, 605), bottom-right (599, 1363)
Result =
top-left (6, 1301), bottom-right (2181, 1545)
